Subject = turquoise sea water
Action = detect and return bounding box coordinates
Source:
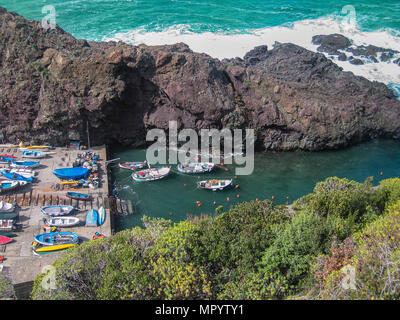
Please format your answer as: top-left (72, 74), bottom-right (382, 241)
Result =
top-left (1, 1), bottom-right (399, 41)
top-left (111, 140), bottom-right (400, 230)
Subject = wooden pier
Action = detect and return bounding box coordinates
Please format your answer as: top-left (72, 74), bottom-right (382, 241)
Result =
top-left (109, 197), bottom-right (135, 215)
top-left (0, 145), bottom-right (113, 298)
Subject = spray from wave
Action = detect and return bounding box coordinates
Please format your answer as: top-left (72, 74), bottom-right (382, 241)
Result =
top-left (103, 15), bottom-right (400, 95)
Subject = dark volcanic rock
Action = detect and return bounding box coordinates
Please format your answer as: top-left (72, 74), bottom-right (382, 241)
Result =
top-left (313, 33), bottom-right (400, 65)
top-left (312, 34), bottom-right (352, 55)
top-left (349, 57), bottom-right (364, 65)
top-left (243, 45), bottom-right (269, 65)
top-left (1, 7), bottom-right (400, 151)
top-left (338, 53), bottom-right (348, 61)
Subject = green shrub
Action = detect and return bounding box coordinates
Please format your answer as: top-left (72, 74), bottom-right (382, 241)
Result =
top-left (376, 178), bottom-right (400, 209)
top-left (261, 211), bottom-right (329, 293)
top-left (308, 200), bottom-right (400, 300)
top-left (0, 276), bottom-right (14, 300)
top-left (196, 201), bottom-right (291, 285)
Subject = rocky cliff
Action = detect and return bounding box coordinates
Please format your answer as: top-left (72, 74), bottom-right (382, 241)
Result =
top-left (1, 7), bottom-right (400, 151)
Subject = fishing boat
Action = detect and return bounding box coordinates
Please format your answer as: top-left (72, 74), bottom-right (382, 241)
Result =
top-left (25, 145), bottom-right (53, 150)
top-left (22, 150), bottom-right (46, 159)
top-left (177, 162), bottom-right (215, 174)
top-left (53, 167), bottom-right (89, 180)
top-left (66, 192), bottom-right (91, 201)
top-left (0, 168), bottom-right (35, 178)
top-left (8, 168), bottom-right (36, 176)
top-left (0, 170), bottom-right (34, 182)
top-left (41, 205), bottom-right (75, 216)
top-left (0, 201), bottom-right (15, 213)
top-left (10, 160), bottom-right (40, 168)
top-left (0, 180), bottom-right (20, 193)
top-left (197, 179), bottom-right (233, 191)
top-left (119, 161), bottom-right (147, 170)
top-left (19, 146), bottom-right (53, 152)
top-left (0, 155), bottom-right (17, 164)
top-left (34, 231), bottom-right (79, 246)
top-left (44, 217), bottom-right (80, 228)
top-left (86, 209), bottom-right (99, 227)
top-left (98, 207), bottom-right (106, 226)
top-left (132, 167), bottom-right (170, 182)
top-left (0, 235), bottom-right (12, 245)
top-left (61, 181), bottom-right (79, 185)
top-left (32, 243), bottom-right (76, 254)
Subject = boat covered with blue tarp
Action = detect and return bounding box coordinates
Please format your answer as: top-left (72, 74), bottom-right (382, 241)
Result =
top-left (53, 167), bottom-right (90, 180)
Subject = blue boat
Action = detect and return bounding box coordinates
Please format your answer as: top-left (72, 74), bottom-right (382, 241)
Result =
top-left (86, 209), bottom-right (99, 227)
top-left (0, 154), bottom-right (17, 163)
top-left (22, 150), bottom-right (46, 159)
top-left (0, 181), bottom-right (20, 193)
top-left (98, 207), bottom-right (106, 226)
top-left (53, 167), bottom-right (90, 180)
top-left (66, 192), bottom-right (91, 201)
top-left (0, 170), bottom-right (34, 182)
top-left (34, 231), bottom-right (79, 246)
top-left (11, 160), bottom-right (40, 168)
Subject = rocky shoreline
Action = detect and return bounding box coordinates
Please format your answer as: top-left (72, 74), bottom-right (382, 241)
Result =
top-left (0, 7), bottom-right (400, 151)
top-left (312, 33), bottom-right (400, 66)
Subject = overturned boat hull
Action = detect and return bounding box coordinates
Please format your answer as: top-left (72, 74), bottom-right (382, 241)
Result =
top-left (41, 205), bottom-right (75, 216)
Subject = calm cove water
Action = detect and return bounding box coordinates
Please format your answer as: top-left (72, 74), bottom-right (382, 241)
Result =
top-left (111, 139), bottom-right (400, 230)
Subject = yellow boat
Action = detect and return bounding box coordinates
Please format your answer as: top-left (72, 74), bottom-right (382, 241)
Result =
top-left (60, 181), bottom-right (79, 185)
top-left (26, 146), bottom-right (52, 150)
top-left (34, 243), bottom-right (76, 253)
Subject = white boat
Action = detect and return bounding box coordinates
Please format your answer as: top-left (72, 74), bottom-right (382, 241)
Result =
top-left (10, 161), bottom-right (40, 168)
top-left (12, 168), bottom-right (36, 176)
top-left (0, 201), bottom-right (15, 213)
top-left (132, 167), bottom-right (170, 182)
top-left (22, 150), bottom-right (46, 159)
top-left (119, 161), bottom-right (147, 170)
top-left (19, 146), bottom-right (52, 152)
top-left (197, 179), bottom-right (233, 191)
top-left (44, 217), bottom-right (80, 228)
top-left (41, 205), bottom-right (75, 216)
top-left (0, 180), bottom-right (27, 193)
top-left (98, 207), bottom-right (106, 226)
top-left (177, 162), bottom-right (215, 174)
top-left (0, 168), bottom-right (36, 178)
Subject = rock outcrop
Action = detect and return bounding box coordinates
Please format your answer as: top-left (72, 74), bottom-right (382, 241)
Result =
top-left (1, 7), bottom-right (400, 151)
top-left (312, 33), bottom-right (400, 66)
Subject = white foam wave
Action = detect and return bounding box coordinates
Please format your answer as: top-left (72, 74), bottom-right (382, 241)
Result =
top-left (102, 16), bottom-right (400, 87)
